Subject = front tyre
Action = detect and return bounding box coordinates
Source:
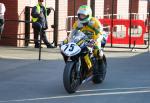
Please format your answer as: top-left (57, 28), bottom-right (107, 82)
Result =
top-left (63, 61), bottom-right (80, 94)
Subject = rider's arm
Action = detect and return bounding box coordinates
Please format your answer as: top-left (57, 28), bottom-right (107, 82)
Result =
top-left (90, 18), bottom-right (103, 40)
top-left (93, 18), bottom-right (108, 47)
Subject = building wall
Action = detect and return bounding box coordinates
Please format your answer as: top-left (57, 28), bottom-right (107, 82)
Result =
top-left (129, 0), bottom-right (139, 20)
top-left (17, 0), bottom-right (26, 47)
top-left (58, 0), bottom-right (68, 42)
top-left (104, 0), bottom-right (118, 18)
top-left (117, 0), bottom-right (129, 19)
top-left (0, 0), bottom-right (67, 46)
top-left (95, 0), bottom-right (104, 18)
top-left (138, 0), bottom-right (148, 20)
top-left (0, 0), bottom-right (149, 46)
top-left (22, 0), bottom-right (67, 45)
top-left (0, 0), bottom-right (18, 46)
top-left (68, 0), bottom-right (87, 16)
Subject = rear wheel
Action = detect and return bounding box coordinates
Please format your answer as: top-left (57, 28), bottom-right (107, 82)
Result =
top-left (92, 55), bottom-right (107, 84)
top-left (63, 61), bottom-right (80, 94)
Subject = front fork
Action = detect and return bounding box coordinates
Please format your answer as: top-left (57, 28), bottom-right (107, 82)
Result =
top-left (61, 51), bottom-right (81, 76)
top-left (76, 58), bottom-right (81, 80)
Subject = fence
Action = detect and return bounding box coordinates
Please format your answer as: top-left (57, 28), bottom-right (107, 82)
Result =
top-left (24, 6), bottom-right (60, 47)
top-left (1, 6), bottom-right (58, 47)
top-left (66, 12), bottom-right (150, 49)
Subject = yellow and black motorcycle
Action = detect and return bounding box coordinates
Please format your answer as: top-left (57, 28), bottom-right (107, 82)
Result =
top-left (60, 30), bottom-right (107, 94)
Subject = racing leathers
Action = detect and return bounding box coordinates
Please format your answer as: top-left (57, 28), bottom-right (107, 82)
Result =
top-left (65, 17), bottom-right (105, 59)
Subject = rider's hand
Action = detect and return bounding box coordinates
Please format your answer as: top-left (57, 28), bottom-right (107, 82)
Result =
top-left (62, 38), bottom-right (68, 44)
top-left (86, 39), bottom-right (95, 47)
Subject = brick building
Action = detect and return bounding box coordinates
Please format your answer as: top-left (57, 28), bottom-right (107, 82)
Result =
top-left (0, 0), bottom-right (149, 47)
top-left (0, 0), bottom-right (68, 47)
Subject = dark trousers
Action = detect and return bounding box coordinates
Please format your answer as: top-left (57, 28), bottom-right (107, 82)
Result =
top-left (33, 22), bottom-right (50, 46)
top-left (0, 18), bottom-right (4, 35)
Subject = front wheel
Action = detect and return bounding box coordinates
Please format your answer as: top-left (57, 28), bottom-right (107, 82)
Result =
top-left (92, 55), bottom-right (107, 84)
top-left (63, 61), bottom-right (80, 94)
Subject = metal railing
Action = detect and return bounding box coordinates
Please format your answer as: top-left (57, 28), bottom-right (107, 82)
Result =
top-left (66, 13), bottom-right (150, 50)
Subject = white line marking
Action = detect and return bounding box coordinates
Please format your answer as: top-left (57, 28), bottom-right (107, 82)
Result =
top-left (0, 89), bottom-right (150, 102)
top-left (77, 86), bottom-right (150, 93)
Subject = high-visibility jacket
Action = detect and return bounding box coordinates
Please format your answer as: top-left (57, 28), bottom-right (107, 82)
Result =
top-left (32, 4), bottom-right (47, 22)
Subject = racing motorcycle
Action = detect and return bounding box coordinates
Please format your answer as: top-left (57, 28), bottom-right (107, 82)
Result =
top-left (60, 30), bottom-right (107, 94)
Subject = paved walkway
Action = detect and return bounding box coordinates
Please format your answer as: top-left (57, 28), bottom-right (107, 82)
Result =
top-left (0, 46), bottom-right (149, 60)
top-left (0, 46), bottom-right (62, 60)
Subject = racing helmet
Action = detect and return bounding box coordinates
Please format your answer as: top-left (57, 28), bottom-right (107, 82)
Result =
top-left (77, 5), bottom-right (92, 23)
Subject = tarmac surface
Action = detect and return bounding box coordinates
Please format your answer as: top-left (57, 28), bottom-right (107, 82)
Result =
top-left (0, 46), bottom-right (150, 103)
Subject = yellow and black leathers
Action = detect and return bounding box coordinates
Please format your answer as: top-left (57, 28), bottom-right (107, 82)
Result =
top-left (72, 17), bottom-right (103, 57)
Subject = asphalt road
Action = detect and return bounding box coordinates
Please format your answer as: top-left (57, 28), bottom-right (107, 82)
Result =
top-left (0, 47), bottom-right (150, 103)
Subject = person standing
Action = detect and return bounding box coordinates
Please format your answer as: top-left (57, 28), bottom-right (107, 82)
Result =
top-left (31, 0), bottom-right (54, 48)
top-left (0, 3), bottom-right (6, 39)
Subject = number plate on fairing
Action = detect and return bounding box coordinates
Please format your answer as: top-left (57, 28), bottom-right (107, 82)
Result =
top-left (61, 42), bottom-right (81, 56)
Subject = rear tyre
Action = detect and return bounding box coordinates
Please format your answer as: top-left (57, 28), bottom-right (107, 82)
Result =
top-left (92, 55), bottom-right (107, 84)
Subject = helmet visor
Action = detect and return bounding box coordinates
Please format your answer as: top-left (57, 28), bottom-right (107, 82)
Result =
top-left (78, 14), bottom-right (89, 21)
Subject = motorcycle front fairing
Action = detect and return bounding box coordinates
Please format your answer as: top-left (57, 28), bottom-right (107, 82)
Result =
top-left (61, 30), bottom-right (88, 61)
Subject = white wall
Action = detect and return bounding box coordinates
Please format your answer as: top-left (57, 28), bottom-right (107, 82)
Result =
top-left (116, 0), bottom-right (129, 33)
top-left (95, 0), bottom-right (104, 18)
top-left (138, 0), bottom-right (148, 20)
top-left (117, 0), bottom-right (129, 19)
top-left (58, 0), bottom-right (68, 41)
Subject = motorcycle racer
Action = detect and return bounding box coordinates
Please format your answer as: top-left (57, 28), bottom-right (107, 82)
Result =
top-left (63, 5), bottom-right (107, 59)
